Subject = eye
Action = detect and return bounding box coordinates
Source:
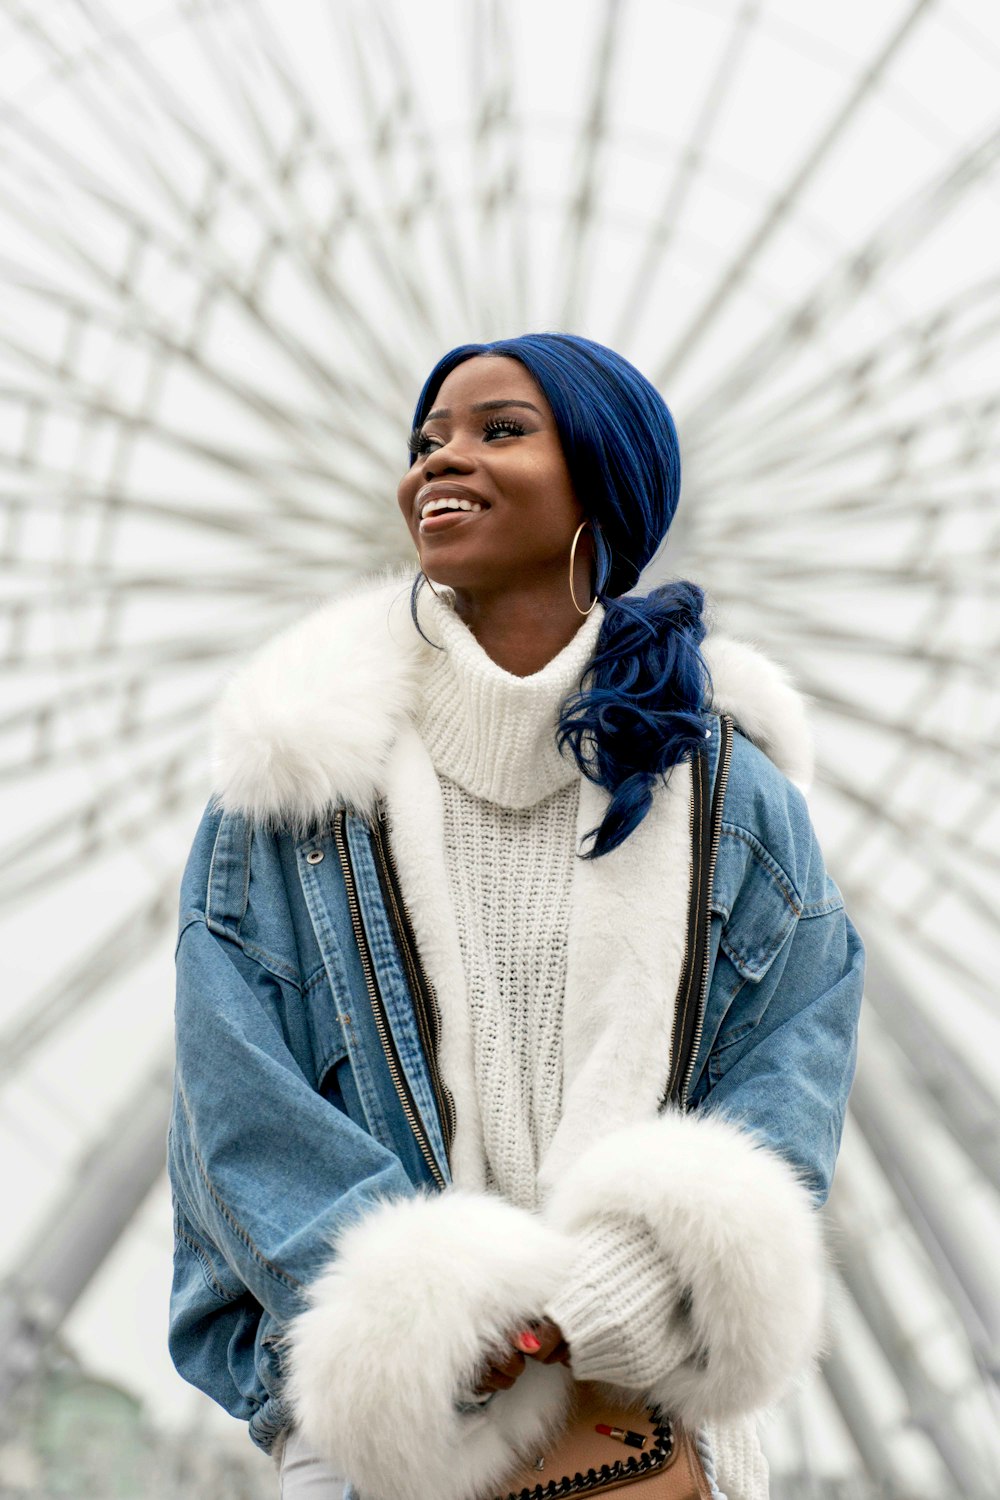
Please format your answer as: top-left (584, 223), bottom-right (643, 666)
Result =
top-left (408, 414), bottom-right (528, 460)
top-left (482, 416), bottom-right (527, 440)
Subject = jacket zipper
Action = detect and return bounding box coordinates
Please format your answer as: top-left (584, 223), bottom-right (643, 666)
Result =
top-left (680, 712), bottom-right (734, 1110)
top-left (661, 729), bottom-right (707, 1108)
top-left (370, 802), bottom-right (457, 1160)
top-left (332, 809), bottom-right (448, 1190)
top-left (333, 715), bottom-right (731, 1173)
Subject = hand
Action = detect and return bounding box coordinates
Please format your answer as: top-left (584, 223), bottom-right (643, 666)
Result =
top-left (471, 1318), bottom-right (571, 1397)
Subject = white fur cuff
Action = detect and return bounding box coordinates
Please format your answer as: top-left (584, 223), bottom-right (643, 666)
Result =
top-left (543, 1110), bottom-right (828, 1425)
top-left (283, 1189), bottom-right (577, 1500)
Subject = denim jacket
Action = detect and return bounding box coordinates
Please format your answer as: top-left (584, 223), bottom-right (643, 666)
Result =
top-left (166, 569), bottom-right (865, 1492)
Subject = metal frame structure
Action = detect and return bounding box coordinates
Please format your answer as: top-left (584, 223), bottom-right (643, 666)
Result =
top-left (1, 2), bottom-right (997, 1493)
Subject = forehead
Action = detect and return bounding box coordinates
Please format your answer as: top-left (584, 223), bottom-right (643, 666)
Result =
top-left (429, 355), bottom-right (546, 412)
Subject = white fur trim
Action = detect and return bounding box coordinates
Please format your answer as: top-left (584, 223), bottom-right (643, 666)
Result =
top-left (283, 1189), bottom-right (576, 1500)
top-left (382, 724), bottom-right (488, 1190)
top-left (537, 762), bottom-right (694, 1193)
top-left (208, 569), bottom-right (814, 828)
top-left (701, 635), bottom-right (815, 793)
top-left (208, 566), bottom-right (424, 835)
top-left (543, 1110), bottom-right (828, 1424)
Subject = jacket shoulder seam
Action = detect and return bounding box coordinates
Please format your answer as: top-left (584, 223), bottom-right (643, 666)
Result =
top-left (176, 912), bottom-right (203, 958)
top-left (798, 891), bottom-right (845, 920)
top-left (181, 913), bottom-right (302, 993)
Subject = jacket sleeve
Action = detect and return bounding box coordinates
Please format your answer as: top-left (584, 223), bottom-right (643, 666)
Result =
top-left (543, 805), bottom-right (865, 1426)
top-left (695, 892), bottom-right (865, 1205)
top-left (168, 913), bottom-right (417, 1327)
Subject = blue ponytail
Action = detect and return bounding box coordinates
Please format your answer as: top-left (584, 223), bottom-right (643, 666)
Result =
top-left (406, 331), bottom-right (712, 859)
top-left (557, 581), bottom-right (710, 857)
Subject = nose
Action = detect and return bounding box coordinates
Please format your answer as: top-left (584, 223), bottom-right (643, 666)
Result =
top-left (422, 435), bottom-right (475, 475)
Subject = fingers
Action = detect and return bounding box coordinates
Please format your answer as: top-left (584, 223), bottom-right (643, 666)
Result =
top-left (472, 1345), bottom-right (525, 1395)
top-left (471, 1318), bottom-right (572, 1397)
top-left (517, 1318), bottom-right (571, 1366)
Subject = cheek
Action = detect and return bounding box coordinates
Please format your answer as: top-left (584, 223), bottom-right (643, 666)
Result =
top-left (504, 501), bottom-right (580, 560)
top-left (519, 469), bottom-right (582, 540)
top-left (515, 450), bottom-right (575, 506)
top-left (532, 450), bottom-right (580, 516)
top-left (397, 480), bottom-right (417, 525)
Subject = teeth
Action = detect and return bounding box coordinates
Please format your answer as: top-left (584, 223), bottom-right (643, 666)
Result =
top-left (420, 497), bottom-right (484, 519)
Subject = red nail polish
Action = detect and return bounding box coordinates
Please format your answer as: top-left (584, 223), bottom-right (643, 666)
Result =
top-left (517, 1330), bottom-right (542, 1352)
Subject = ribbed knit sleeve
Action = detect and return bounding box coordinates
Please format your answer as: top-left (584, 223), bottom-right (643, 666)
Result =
top-left (544, 1212), bottom-right (701, 1392)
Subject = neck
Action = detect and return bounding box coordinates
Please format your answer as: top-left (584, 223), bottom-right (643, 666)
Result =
top-left (413, 583), bottom-right (606, 808)
top-left (447, 572), bottom-right (597, 678)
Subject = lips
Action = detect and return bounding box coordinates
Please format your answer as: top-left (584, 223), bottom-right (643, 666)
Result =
top-left (415, 482), bottom-right (489, 520)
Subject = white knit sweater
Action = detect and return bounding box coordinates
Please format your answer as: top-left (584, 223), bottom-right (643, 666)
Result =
top-left (411, 584), bottom-right (769, 1500)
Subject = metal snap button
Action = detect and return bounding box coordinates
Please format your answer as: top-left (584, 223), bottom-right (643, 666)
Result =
top-left (305, 849), bottom-right (324, 864)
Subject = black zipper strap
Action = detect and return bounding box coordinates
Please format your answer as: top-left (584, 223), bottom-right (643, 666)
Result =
top-left (661, 713), bottom-right (734, 1112)
top-left (501, 1412), bottom-right (674, 1500)
top-left (371, 803), bottom-right (457, 1160)
top-left (681, 712), bottom-right (734, 1109)
top-left (332, 809), bottom-right (449, 1190)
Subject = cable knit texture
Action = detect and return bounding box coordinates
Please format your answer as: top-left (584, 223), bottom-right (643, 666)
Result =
top-left (439, 778), bottom-right (580, 1208)
top-left (411, 584), bottom-right (768, 1500)
top-left (413, 584), bottom-right (602, 1208)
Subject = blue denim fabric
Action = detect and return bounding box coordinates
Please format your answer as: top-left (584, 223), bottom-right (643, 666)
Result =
top-left (688, 721), bottom-right (864, 1206)
top-left (166, 711), bottom-right (864, 1464)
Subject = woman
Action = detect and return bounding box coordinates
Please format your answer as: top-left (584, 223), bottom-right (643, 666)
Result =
top-left (167, 333), bottom-right (865, 1500)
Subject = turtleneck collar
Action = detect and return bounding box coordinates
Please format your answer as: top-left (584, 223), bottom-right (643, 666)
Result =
top-left (411, 583), bottom-right (606, 809)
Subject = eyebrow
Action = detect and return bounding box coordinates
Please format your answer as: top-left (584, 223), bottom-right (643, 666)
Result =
top-left (423, 399), bottom-right (543, 421)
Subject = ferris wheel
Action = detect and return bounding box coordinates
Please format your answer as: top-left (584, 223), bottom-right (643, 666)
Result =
top-left (0, 2), bottom-right (997, 1495)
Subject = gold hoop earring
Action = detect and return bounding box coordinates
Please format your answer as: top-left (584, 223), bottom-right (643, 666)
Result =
top-left (569, 520), bottom-right (598, 616)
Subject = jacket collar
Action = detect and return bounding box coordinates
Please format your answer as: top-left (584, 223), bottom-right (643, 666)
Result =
top-left (208, 564), bottom-right (814, 836)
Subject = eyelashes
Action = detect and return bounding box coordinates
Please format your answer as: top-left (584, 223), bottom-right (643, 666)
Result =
top-left (408, 415), bottom-right (528, 457)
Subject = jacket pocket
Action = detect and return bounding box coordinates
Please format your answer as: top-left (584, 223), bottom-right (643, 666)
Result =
top-left (305, 963), bottom-right (349, 1096)
top-left (172, 1198), bottom-right (245, 1304)
top-left (707, 827), bottom-right (802, 1077)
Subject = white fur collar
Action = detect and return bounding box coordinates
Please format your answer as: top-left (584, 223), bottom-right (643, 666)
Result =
top-left (209, 564), bottom-right (814, 836)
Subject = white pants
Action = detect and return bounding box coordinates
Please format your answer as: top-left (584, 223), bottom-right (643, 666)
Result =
top-left (276, 1426), bottom-right (347, 1499)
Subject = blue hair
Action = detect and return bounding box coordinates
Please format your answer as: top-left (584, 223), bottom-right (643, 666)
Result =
top-left (406, 331), bottom-right (712, 859)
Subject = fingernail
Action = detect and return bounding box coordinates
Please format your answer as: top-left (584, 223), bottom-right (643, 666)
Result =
top-left (515, 1330), bottom-right (541, 1353)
